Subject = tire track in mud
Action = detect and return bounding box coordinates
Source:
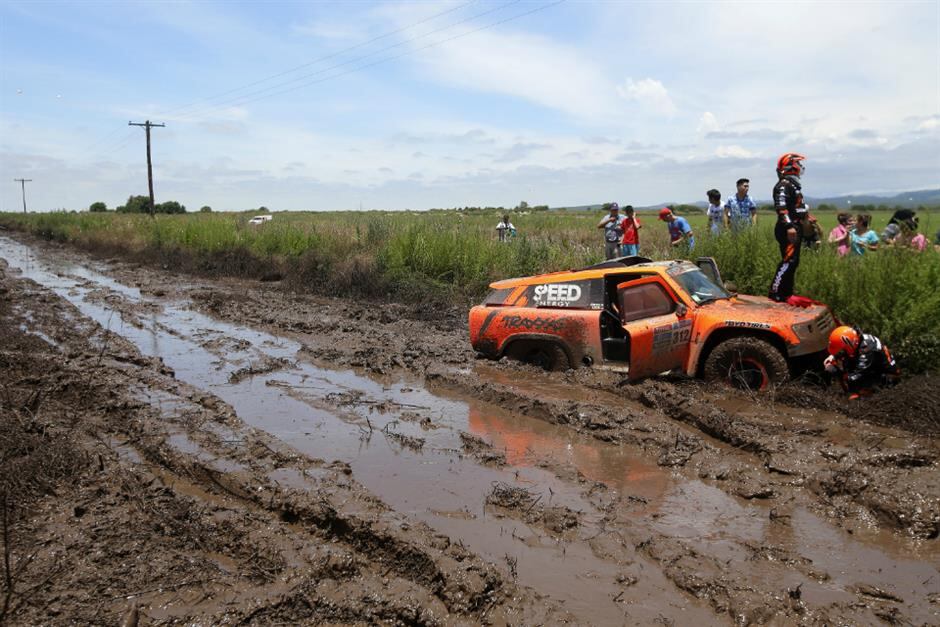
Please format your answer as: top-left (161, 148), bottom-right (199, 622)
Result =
top-left (3, 234), bottom-right (939, 625)
top-left (625, 379), bottom-right (939, 539)
top-left (0, 257), bottom-right (571, 626)
top-left (2, 238), bottom-right (714, 624)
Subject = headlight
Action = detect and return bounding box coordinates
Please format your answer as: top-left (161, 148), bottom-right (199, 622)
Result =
top-left (792, 310), bottom-right (836, 341)
top-left (790, 320), bottom-right (816, 341)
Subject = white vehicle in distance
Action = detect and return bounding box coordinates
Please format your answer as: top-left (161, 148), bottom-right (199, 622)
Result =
top-left (248, 214), bottom-right (273, 226)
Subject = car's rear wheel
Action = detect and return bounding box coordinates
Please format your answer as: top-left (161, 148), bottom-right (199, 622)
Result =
top-left (704, 337), bottom-right (788, 391)
top-left (507, 341), bottom-right (570, 372)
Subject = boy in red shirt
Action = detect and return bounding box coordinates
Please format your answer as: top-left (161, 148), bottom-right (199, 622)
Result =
top-left (621, 205), bottom-right (642, 256)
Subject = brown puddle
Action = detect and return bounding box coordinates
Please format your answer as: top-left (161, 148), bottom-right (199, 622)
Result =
top-left (4, 235), bottom-right (938, 624)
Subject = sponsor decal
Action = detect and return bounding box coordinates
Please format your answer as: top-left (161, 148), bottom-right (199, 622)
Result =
top-left (725, 320), bottom-right (772, 330)
top-left (502, 315), bottom-right (568, 332)
top-left (651, 319), bottom-right (692, 353)
top-left (652, 324), bottom-right (673, 351)
top-left (533, 283), bottom-right (582, 307)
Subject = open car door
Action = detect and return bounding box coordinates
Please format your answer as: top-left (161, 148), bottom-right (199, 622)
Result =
top-left (616, 277), bottom-right (692, 380)
top-left (695, 257), bottom-right (722, 287)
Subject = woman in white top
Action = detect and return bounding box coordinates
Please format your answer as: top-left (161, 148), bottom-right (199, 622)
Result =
top-left (496, 215), bottom-right (516, 242)
top-left (706, 189), bottom-right (723, 236)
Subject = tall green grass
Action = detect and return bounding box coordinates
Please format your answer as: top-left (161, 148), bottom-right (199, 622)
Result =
top-left (2, 209), bottom-right (937, 370)
top-left (690, 224), bottom-right (940, 370)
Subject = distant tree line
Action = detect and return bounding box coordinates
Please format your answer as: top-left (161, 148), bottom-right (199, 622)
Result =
top-left (430, 201), bottom-right (550, 213)
top-left (87, 196), bottom-right (190, 214)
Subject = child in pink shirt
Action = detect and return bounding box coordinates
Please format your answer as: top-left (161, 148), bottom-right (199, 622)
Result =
top-left (827, 212), bottom-right (852, 256)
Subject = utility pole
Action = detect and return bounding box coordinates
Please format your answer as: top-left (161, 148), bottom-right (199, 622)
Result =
top-left (128, 120), bottom-right (165, 218)
top-left (13, 178), bottom-right (32, 214)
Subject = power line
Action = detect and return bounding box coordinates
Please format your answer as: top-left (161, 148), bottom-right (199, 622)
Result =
top-left (160, 0), bottom-right (481, 119)
top-left (181, 0), bottom-right (564, 116)
top-left (80, 1), bottom-right (565, 165)
top-left (91, 129), bottom-right (139, 160)
top-left (78, 1), bottom-right (483, 159)
top-left (83, 125), bottom-right (129, 155)
top-left (173, 0), bottom-right (523, 123)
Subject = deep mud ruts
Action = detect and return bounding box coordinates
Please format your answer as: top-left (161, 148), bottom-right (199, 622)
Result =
top-left (1, 233), bottom-right (938, 625)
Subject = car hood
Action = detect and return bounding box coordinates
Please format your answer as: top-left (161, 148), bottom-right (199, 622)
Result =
top-left (696, 294), bottom-right (825, 325)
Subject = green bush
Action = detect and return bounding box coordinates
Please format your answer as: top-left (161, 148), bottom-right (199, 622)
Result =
top-left (693, 226), bottom-right (940, 371)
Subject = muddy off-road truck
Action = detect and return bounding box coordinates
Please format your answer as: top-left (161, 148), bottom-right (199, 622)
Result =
top-left (469, 258), bottom-right (837, 389)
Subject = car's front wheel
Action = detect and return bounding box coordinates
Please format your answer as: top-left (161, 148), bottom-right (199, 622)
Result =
top-left (704, 337), bottom-right (789, 391)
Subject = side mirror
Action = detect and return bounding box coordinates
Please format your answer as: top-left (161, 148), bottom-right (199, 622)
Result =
top-left (676, 304), bottom-right (688, 318)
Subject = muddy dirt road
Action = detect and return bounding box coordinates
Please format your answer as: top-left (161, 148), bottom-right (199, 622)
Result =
top-left (1, 234), bottom-right (938, 625)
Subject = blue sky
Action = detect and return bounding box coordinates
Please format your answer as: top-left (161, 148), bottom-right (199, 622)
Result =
top-left (1, 0), bottom-right (938, 212)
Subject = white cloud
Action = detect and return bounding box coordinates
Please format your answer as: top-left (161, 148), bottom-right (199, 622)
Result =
top-left (291, 20), bottom-right (367, 41)
top-left (715, 145), bottom-right (754, 159)
top-left (408, 30), bottom-right (619, 119)
top-left (616, 78), bottom-right (676, 116)
top-left (697, 111), bottom-right (719, 134)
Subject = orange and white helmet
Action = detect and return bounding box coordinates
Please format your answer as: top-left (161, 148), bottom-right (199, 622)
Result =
top-left (777, 152), bottom-right (806, 177)
top-left (828, 325), bottom-right (860, 358)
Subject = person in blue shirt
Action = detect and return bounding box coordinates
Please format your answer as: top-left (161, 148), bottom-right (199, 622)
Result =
top-left (659, 207), bottom-right (694, 251)
top-left (723, 178), bottom-right (758, 231)
top-left (849, 214), bottom-right (879, 255)
top-left (597, 202), bottom-right (624, 259)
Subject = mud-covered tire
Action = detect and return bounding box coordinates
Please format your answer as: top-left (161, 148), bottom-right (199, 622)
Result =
top-left (704, 337), bottom-right (789, 391)
top-left (507, 341), bottom-right (570, 372)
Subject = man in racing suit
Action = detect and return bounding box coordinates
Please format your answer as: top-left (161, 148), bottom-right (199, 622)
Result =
top-left (824, 326), bottom-right (900, 399)
top-left (769, 153), bottom-right (808, 302)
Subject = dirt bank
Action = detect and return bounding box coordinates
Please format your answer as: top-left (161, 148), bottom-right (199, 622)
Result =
top-left (2, 233), bottom-right (938, 625)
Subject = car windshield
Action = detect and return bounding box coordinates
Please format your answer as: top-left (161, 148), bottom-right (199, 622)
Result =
top-left (673, 268), bottom-right (730, 305)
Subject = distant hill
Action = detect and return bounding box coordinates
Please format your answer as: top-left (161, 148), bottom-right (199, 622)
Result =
top-left (552, 189), bottom-right (940, 212)
top-left (806, 189), bottom-right (940, 209)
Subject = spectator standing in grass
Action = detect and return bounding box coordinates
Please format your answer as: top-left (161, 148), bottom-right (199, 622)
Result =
top-left (849, 214), bottom-right (879, 256)
top-left (659, 207), bottom-right (695, 251)
top-left (888, 208), bottom-right (918, 229)
top-left (827, 212), bottom-right (853, 257)
top-left (769, 153), bottom-right (808, 302)
top-left (885, 209), bottom-right (922, 250)
top-left (880, 222), bottom-right (901, 245)
top-left (495, 214), bottom-right (515, 242)
top-left (621, 205), bottom-right (642, 256)
top-left (706, 189), bottom-right (723, 236)
top-left (598, 203), bottom-right (624, 259)
top-left (724, 178), bottom-right (758, 232)
top-left (900, 221), bottom-right (927, 252)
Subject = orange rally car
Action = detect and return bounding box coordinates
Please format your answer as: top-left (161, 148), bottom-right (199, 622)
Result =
top-left (469, 257), bottom-right (837, 390)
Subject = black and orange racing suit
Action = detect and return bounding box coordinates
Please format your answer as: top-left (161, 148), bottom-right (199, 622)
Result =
top-left (769, 175), bottom-right (807, 302)
top-left (837, 334), bottom-right (900, 395)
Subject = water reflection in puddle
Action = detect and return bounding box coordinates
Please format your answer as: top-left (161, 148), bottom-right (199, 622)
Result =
top-left (4, 236), bottom-right (937, 624)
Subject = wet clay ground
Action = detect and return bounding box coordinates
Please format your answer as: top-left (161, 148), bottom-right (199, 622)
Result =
top-left (1, 233), bottom-right (938, 625)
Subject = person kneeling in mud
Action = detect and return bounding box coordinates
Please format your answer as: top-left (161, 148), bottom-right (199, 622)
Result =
top-left (824, 326), bottom-right (900, 400)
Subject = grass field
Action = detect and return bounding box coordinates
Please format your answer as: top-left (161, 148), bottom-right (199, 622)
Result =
top-left (2, 207), bottom-right (938, 371)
